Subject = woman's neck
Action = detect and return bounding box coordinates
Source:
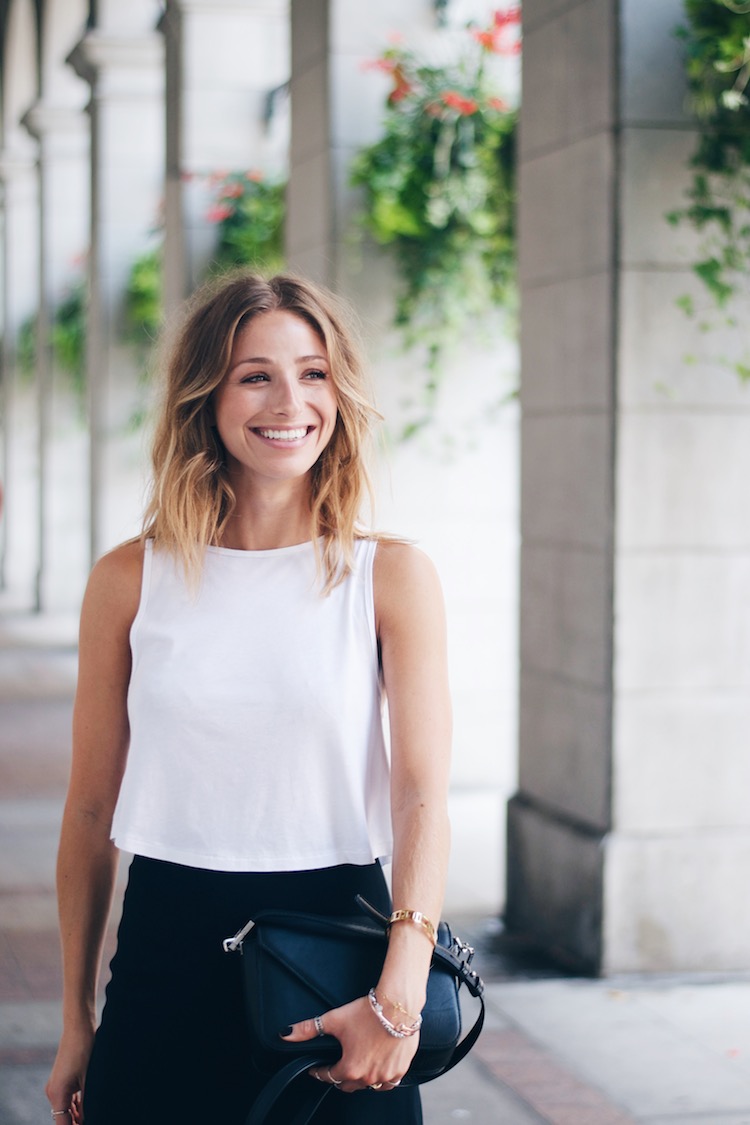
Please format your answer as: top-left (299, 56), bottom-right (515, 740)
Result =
top-left (217, 476), bottom-right (315, 551)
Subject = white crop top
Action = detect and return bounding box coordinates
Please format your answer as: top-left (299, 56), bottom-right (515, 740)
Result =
top-left (111, 538), bottom-right (393, 872)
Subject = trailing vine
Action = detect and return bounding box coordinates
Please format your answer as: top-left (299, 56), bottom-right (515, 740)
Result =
top-left (16, 280), bottom-right (87, 402)
top-left (668, 0), bottom-right (750, 378)
top-left (350, 8), bottom-right (520, 430)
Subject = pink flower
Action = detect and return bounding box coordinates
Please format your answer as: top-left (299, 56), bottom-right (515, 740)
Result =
top-left (442, 90), bottom-right (479, 115)
top-left (474, 6), bottom-right (522, 54)
top-left (494, 6), bottom-right (521, 27)
top-left (206, 204), bottom-right (234, 223)
top-left (487, 96), bottom-right (509, 111)
top-left (362, 57), bottom-right (397, 74)
top-left (221, 182), bottom-right (244, 198)
top-left (388, 82), bottom-right (412, 103)
top-left (246, 170), bottom-right (264, 182)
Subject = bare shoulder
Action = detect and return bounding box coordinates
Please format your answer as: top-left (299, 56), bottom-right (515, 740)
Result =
top-left (373, 540), bottom-right (444, 630)
top-left (81, 539), bottom-right (145, 637)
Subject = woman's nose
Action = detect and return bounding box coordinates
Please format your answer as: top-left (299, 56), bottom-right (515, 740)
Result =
top-left (270, 375), bottom-right (302, 414)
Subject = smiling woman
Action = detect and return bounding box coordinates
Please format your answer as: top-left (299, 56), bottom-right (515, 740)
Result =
top-left (212, 309), bottom-right (338, 501)
top-left (45, 272), bottom-right (452, 1125)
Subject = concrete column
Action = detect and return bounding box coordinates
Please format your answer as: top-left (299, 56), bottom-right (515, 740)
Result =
top-left (0, 143), bottom-right (40, 607)
top-left (22, 103), bottom-right (90, 612)
top-left (161, 0), bottom-right (289, 314)
top-left (68, 5), bottom-right (165, 562)
top-left (288, 0), bottom-right (520, 913)
top-left (510, 0), bottom-right (750, 972)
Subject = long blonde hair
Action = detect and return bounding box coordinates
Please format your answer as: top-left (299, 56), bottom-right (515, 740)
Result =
top-left (142, 272), bottom-right (381, 591)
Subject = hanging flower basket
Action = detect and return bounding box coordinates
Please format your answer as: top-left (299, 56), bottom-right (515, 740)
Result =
top-left (668, 0), bottom-right (750, 378)
top-left (351, 7), bottom-right (520, 424)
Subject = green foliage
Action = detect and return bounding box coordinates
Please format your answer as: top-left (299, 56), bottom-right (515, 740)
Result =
top-left (51, 282), bottom-right (86, 398)
top-left (125, 247), bottom-right (163, 345)
top-left (16, 282), bottom-right (87, 399)
top-left (17, 315), bottom-right (36, 379)
top-left (670, 0), bottom-right (750, 377)
top-left (206, 171), bottom-right (286, 274)
top-left (350, 10), bottom-right (520, 399)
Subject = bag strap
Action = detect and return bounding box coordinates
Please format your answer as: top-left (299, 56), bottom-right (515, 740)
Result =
top-left (244, 1054), bottom-right (332, 1125)
top-left (243, 996), bottom-right (486, 1125)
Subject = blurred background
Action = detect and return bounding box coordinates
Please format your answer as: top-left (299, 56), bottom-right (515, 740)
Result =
top-left (1, 2), bottom-right (750, 1119)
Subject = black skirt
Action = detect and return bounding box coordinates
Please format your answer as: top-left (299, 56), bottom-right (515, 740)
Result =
top-left (83, 856), bottom-right (423, 1125)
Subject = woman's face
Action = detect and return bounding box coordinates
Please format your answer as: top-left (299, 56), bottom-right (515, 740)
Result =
top-left (213, 309), bottom-right (338, 488)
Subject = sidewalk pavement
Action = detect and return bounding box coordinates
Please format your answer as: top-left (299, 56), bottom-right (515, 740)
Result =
top-left (2, 612), bottom-right (750, 1125)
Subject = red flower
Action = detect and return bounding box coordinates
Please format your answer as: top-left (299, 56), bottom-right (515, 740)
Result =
top-left (221, 182), bottom-right (244, 198)
top-left (206, 204), bottom-right (234, 223)
top-left (388, 81), bottom-right (412, 103)
top-left (474, 6), bottom-right (522, 54)
top-left (494, 6), bottom-right (521, 27)
top-left (473, 30), bottom-right (496, 50)
top-left (442, 90), bottom-right (479, 115)
top-left (487, 96), bottom-right (509, 112)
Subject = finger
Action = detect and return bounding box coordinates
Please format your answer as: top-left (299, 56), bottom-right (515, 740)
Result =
top-left (281, 1014), bottom-right (332, 1042)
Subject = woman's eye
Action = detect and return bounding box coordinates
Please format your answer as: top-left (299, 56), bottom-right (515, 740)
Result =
top-left (304, 369), bottom-right (328, 380)
top-left (240, 373), bottom-right (269, 384)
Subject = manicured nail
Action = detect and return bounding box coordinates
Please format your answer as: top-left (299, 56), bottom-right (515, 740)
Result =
top-left (279, 1025), bottom-right (293, 1037)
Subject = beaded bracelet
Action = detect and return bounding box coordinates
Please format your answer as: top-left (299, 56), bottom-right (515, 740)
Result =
top-left (387, 909), bottom-right (436, 947)
top-left (368, 988), bottom-right (423, 1038)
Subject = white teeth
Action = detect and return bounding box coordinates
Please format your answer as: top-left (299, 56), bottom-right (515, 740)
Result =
top-left (257, 427), bottom-right (308, 441)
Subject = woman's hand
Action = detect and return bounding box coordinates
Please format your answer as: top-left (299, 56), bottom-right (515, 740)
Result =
top-left (282, 995), bottom-right (419, 1093)
top-left (45, 1025), bottom-right (93, 1123)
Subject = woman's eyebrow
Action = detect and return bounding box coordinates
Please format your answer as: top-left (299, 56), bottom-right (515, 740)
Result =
top-left (233, 353), bottom-right (329, 365)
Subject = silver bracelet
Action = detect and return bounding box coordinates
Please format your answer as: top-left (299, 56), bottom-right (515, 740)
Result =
top-left (367, 988), bottom-right (423, 1038)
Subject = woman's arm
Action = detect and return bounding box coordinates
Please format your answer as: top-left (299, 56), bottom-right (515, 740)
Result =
top-left (373, 540), bottom-right (452, 1029)
top-left (45, 541), bottom-right (143, 1120)
top-left (285, 540), bottom-right (452, 1092)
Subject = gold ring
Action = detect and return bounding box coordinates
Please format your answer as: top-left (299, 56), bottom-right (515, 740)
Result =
top-left (369, 1082), bottom-right (383, 1089)
top-left (327, 1068), bottom-right (342, 1086)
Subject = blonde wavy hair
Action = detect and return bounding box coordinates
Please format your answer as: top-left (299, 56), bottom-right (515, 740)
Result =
top-left (142, 272), bottom-right (381, 592)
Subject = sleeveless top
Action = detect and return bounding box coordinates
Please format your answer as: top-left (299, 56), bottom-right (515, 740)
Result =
top-left (110, 538), bottom-right (393, 872)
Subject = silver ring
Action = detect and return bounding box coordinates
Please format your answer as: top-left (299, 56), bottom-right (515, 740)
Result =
top-left (385, 1079), bottom-right (402, 1088)
top-left (312, 1070), bottom-right (326, 1083)
top-left (327, 1068), bottom-right (342, 1086)
top-left (314, 1014), bottom-right (325, 1037)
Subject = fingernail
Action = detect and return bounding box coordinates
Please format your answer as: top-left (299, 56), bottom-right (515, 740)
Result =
top-left (279, 1025), bottom-right (293, 1037)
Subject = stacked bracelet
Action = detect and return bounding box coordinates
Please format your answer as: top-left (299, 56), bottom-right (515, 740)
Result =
top-left (387, 909), bottom-right (436, 947)
top-left (379, 990), bottom-right (421, 1026)
top-left (368, 988), bottom-right (423, 1038)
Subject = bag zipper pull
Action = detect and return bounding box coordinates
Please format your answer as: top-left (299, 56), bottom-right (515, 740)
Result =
top-left (222, 918), bottom-right (255, 953)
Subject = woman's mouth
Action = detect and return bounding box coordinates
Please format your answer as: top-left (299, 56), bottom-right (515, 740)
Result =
top-left (254, 426), bottom-right (310, 442)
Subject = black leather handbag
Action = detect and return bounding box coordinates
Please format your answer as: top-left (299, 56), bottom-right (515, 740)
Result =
top-left (222, 895), bottom-right (485, 1125)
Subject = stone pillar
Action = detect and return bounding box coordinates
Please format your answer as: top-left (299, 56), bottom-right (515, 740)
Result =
top-left (22, 102), bottom-right (90, 611)
top-left (0, 142), bottom-right (40, 606)
top-left (510, 0), bottom-right (750, 972)
top-left (288, 0), bottom-right (520, 912)
top-left (68, 3), bottom-right (165, 562)
top-left (161, 0), bottom-right (289, 315)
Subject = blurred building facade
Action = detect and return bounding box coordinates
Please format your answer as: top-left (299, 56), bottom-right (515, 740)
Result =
top-left (0, 0), bottom-right (748, 972)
